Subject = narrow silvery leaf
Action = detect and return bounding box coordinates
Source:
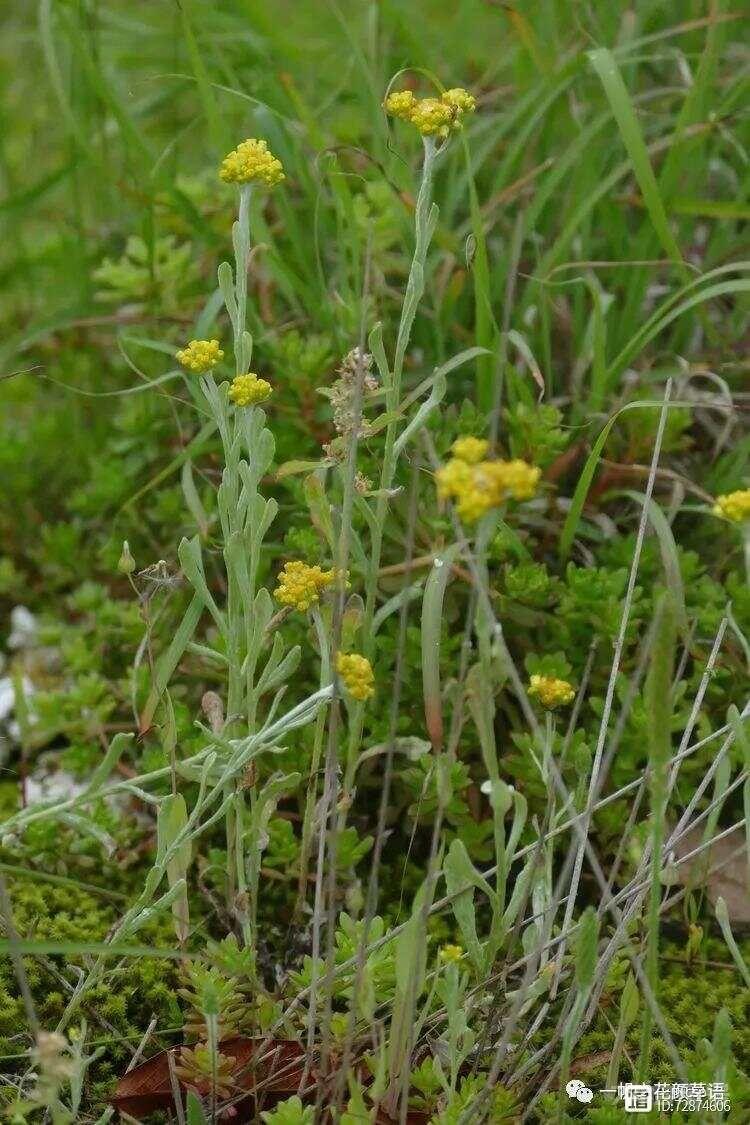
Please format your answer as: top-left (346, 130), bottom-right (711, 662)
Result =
top-left (140, 594), bottom-right (204, 733)
top-left (574, 906), bottom-right (599, 991)
top-left (368, 321), bottom-right (389, 388)
top-left (257, 643), bottom-right (301, 695)
top-left (178, 536), bottom-right (226, 636)
top-left (394, 372), bottom-right (446, 457)
top-left (421, 545), bottom-right (461, 751)
top-left (217, 260), bottom-right (237, 328)
top-left (240, 329), bottom-right (253, 373)
top-left (88, 732), bottom-right (134, 792)
top-left (181, 460), bottom-right (210, 539)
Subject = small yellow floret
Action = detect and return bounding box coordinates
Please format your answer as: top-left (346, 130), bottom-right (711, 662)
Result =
top-left (439, 943), bottom-right (464, 965)
top-left (713, 489), bottom-right (750, 524)
top-left (442, 87), bottom-right (476, 115)
top-left (336, 652), bottom-right (375, 702)
top-left (384, 90), bottom-right (417, 121)
top-left (273, 561), bottom-right (335, 612)
top-left (528, 674), bottom-right (575, 710)
top-left (228, 373), bottom-right (273, 407)
top-left (451, 436), bottom-right (489, 465)
top-left (176, 339), bottom-right (224, 373)
top-left (219, 138), bottom-right (285, 186)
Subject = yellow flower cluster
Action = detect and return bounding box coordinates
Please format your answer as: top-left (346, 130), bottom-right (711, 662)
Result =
top-left (713, 489), bottom-right (750, 524)
top-left (336, 652), bottom-right (375, 701)
top-left (528, 674), bottom-right (575, 710)
top-left (219, 138), bottom-right (285, 186)
top-left (439, 943), bottom-right (464, 965)
top-left (436, 438), bottom-right (541, 523)
top-left (384, 86), bottom-right (476, 137)
top-left (228, 373), bottom-right (273, 407)
top-left (273, 561), bottom-right (335, 612)
top-left (176, 339), bottom-right (224, 373)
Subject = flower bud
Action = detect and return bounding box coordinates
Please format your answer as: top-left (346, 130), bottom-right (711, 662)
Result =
top-left (118, 541), bottom-right (136, 575)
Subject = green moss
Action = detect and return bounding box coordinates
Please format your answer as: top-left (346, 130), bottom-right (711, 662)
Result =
top-left (0, 877), bottom-right (180, 1109)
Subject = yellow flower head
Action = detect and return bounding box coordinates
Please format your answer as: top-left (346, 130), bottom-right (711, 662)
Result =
top-left (451, 435), bottom-right (489, 465)
top-left (528, 674), bottom-right (575, 710)
top-left (336, 652), bottom-right (375, 702)
top-left (435, 456), bottom-right (474, 500)
top-left (436, 449), bottom-right (540, 524)
top-left (383, 90), bottom-right (417, 121)
top-left (409, 96), bottom-right (454, 137)
top-left (219, 138), bottom-right (285, 186)
top-left (228, 373), bottom-right (273, 407)
top-left (442, 87), bottom-right (476, 115)
top-left (384, 85), bottom-right (476, 138)
top-left (439, 943), bottom-right (464, 965)
top-left (176, 339), bottom-right (224, 373)
top-left (273, 561), bottom-right (335, 612)
top-left (486, 458), bottom-right (542, 502)
top-left (713, 489), bottom-right (750, 524)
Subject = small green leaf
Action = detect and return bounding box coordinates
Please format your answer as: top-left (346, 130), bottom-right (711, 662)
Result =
top-left (620, 972), bottom-right (640, 1029)
top-left (303, 472), bottom-right (335, 552)
top-left (186, 1090), bottom-right (208, 1124)
top-left (589, 48), bottom-right (686, 272)
top-left (444, 840), bottom-right (485, 971)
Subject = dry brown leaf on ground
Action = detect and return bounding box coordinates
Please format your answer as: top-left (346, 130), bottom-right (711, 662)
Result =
top-left (674, 824), bottom-right (750, 925)
top-left (112, 1036), bottom-right (307, 1118)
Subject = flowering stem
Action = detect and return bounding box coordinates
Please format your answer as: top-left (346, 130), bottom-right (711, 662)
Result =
top-left (637, 592), bottom-right (676, 1080)
top-left (295, 606), bottom-right (332, 913)
top-left (212, 182), bottom-right (264, 936)
top-left (358, 138), bottom-right (439, 684)
top-left (327, 140), bottom-right (439, 851)
top-left (543, 712), bottom-right (555, 789)
top-left (233, 183), bottom-right (252, 375)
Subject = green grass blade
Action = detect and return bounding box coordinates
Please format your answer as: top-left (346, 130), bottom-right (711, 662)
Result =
top-left (588, 48), bottom-right (687, 273)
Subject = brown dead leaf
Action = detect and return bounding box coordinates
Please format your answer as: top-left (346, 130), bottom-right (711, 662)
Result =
top-left (547, 1050), bottom-right (611, 1090)
top-left (675, 824), bottom-right (750, 924)
top-left (112, 1036), bottom-right (306, 1118)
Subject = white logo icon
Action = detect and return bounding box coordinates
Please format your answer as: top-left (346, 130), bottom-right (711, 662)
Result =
top-left (566, 1079), bottom-right (594, 1104)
